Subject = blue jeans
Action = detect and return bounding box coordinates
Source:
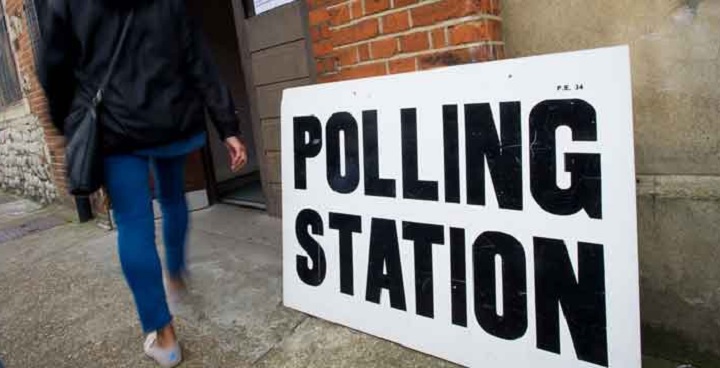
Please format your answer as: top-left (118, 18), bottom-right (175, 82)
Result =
top-left (104, 154), bottom-right (189, 333)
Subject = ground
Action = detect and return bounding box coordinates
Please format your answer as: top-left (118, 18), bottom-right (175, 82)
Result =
top-left (0, 192), bottom-right (693, 367)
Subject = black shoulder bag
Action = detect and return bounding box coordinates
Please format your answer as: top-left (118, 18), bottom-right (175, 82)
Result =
top-left (65, 11), bottom-right (134, 196)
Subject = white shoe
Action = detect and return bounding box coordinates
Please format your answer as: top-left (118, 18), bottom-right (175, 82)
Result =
top-left (144, 332), bottom-right (182, 367)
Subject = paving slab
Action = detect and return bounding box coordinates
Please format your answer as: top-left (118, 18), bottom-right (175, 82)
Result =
top-left (254, 318), bottom-right (460, 368)
top-left (0, 198), bottom-right (43, 223)
top-left (0, 192), bottom-right (16, 205)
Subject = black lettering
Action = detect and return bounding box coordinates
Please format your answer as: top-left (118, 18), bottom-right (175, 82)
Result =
top-left (326, 112), bottom-right (360, 194)
top-left (294, 116), bottom-right (322, 190)
top-left (450, 227), bottom-right (467, 327)
top-left (465, 102), bottom-right (523, 210)
top-left (402, 221), bottom-right (444, 318)
top-left (295, 209), bottom-right (326, 286)
top-left (534, 238), bottom-right (608, 367)
top-left (366, 218), bottom-right (406, 311)
top-left (473, 231), bottom-right (528, 340)
top-left (363, 110), bottom-right (396, 198)
top-left (402, 108), bottom-right (439, 201)
top-left (529, 99), bottom-right (602, 219)
top-left (329, 212), bottom-right (362, 296)
top-left (443, 105), bottom-right (460, 203)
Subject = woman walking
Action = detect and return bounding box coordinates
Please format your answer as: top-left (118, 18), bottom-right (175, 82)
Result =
top-left (39, 0), bottom-right (247, 366)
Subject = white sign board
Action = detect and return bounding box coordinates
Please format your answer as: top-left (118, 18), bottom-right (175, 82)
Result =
top-left (281, 46), bottom-right (639, 368)
top-left (253, 0), bottom-right (294, 15)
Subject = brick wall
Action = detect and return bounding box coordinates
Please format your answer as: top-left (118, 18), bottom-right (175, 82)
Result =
top-left (307, 0), bottom-right (504, 82)
top-left (0, 0), bottom-right (63, 203)
top-left (3, 0), bottom-right (67, 201)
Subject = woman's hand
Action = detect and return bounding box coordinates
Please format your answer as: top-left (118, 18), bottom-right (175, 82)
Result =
top-left (225, 136), bottom-right (248, 172)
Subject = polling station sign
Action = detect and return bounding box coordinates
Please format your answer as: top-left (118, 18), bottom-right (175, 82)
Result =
top-left (281, 46), bottom-right (639, 367)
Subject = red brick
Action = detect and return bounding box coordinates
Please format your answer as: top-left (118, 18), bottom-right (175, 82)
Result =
top-left (331, 19), bottom-right (379, 46)
top-left (382, 11), bottom-right (410, 34)
top-left (364, 0), bottom-right (389, 15)
top-left (29, 95), bottom-right (45, 105)
top-left (308, 8), bottom-right (330, 25)
top-left (411, 0), bottom-right (496, 27)
top-left (313, 40), bottom-right (334, 57)
top-left (316, 57), bottom-right (338, 74)
top-left (479, 0), bottom-right (501, 15)
top-left (494, 44), bottom-right (505, 59)
top-left (449, 20), bottom-right (501, 45)
top-left (306, 0), bottom-right (346, 10)
top-left (46, 135), bottom-right (64, 145)
top-left (418, 49), bottom-right (472, 70)
top-left (19, 48), bottom-right (32, 59)
top-left (370, 38), bottom-right (398, 59)
top-left (33, 98), bottom-right (49, 108)
top-left (32, 96), bottom-right (48, 105)
top-left (394, 0), bottom-right (418, 6)
top-left (431, 28), bottom-right (446, 48)
top-left (350, 0), bottom-right (363, 18)
top-left (46, 139), bottom-right (64, 150)
top-left (28, 89), bottom-right (45, 99)
top-left (400, 32), bottom-right (429, 52)
top-left (329, 4), bottom-right (351, 26)
top-left (30, 99), bottom-right (48, 109)
top-left (310, 24), bottom-right (332, 41)
top-left (32, 106), bottom-right (49, 116)
top-left (358, 43), bottom-right (371, 61)
top-left (389, 57), bottom-right (416, 74)
top-left (471, 44), bottom-right (502, 61)
top-left (30, 104), bottom-right (48, 115)
top-left (338, 47), bottom-right (359, 66)
top-left (48, 143), bottom-right (64, 152)
top-left (318, 73), bottom-right (342, 84)
top-left (411, 0), bottom-right (453, 26)
top-left (462, 0), bottom-right (501, 16)
top-left (19, 54), bottom-right (32, 65)
top-left (42, 128), bottom-right (58, 137)
top-left (29, 87), bottom-right (45, 98)
top-left (341, 62), bottom-right (387, 79)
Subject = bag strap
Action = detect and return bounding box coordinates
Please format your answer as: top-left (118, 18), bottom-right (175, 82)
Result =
top-left (93, 10), bottom-right (134, 106)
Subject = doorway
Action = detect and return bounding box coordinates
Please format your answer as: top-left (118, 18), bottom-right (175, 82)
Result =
top-left (186, 0), bottom-right (314, 216)
top-left (187, 0), bottom-right (266, 209)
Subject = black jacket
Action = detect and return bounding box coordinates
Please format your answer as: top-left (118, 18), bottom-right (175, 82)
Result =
top-left (39, 0), bottom-right (240, 154)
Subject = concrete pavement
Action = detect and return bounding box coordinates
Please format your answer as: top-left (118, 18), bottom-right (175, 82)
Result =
top-left (0, 192), bottom-right (695, 367)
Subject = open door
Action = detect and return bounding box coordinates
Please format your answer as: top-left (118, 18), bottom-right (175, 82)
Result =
top-left (186, 0), bottom-right (314, 215)
top-left (232, 0), bottom-right (315, 216)
top-left (187, 0), bottom-right (266, 209)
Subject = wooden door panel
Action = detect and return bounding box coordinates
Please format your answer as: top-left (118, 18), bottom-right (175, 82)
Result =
top-left (247, 2), bottom-right (305, 52)
top-left (251, 40), bottom-right (309, 85)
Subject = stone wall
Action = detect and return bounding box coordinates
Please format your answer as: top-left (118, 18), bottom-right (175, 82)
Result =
top-left (0, 104), bottom-right (56, 203)
top-left (502, 0), bottom-right (720, 362)
top-left (0, 0), bottom-right (67, 201)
